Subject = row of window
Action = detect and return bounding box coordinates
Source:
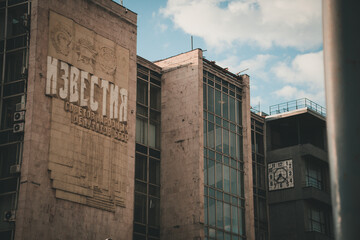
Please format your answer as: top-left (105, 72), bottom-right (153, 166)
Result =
top-left (0, 1), bottom-right (29, 239)
top-left (204, 69), bottom-right (246, 239)
top-left (204, 198), bottom-right (245, 238)
top-left (204, 120), bottom-right (242, 160)
top-left (134, 63), bottom-right (161, 240)
top-left (251, 116), bottom-right (269, 240)
top-left (205, 158), bottom-right (244, 197)
top-left (203, 84), bottom-right (242, 124)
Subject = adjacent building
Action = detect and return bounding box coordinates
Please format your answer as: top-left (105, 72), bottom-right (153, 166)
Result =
top-left (266, 100), bottom-right (332, 240)
top-left (250, 99), bottom-right (332, 240)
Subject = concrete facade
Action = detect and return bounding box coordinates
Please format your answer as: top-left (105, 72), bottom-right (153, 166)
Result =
top-left (155, 50), bottom-right (254, 240)
top-left (155, 50), bottom-right (204, 240)
top-left (265, 109), bottom-right (332, 240)
top-left (15, 0), bottom-right (137, 239)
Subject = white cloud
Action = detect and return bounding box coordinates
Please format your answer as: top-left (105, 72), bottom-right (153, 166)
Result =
top-left (218, 54), bottom-right (273, 73)
top-left (160, 0), bottom-right (322, 51)
top-left (273, 85), bottom-right (299, 99)
top-left (271, 51), bottom-right (325, 105)
top-left (273, 85), bottom-right (325, 105)
top-left (272, 51), bottom-right (324, 90)
top-left (159, 23), bottom-right (168, 32)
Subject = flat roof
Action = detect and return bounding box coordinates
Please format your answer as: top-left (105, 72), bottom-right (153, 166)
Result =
top-left (265, 107), bottom-right (326, 122)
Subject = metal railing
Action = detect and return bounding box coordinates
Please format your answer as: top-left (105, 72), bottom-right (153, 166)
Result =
top-left (269, 98), bottom-right (326, 117)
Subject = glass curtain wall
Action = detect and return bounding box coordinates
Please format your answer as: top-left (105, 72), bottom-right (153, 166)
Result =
top-left (203, 70), bottom-right (245, 240)
top-left (251, 117), bottom-right (269, 240)
top-left (0, 0), bottom-right (30, 239)
top-left (133, 63), bottom-right (161, 240)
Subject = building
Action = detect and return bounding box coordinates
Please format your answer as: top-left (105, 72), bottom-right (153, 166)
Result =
top-left (250, 112), bottom-right (269, 240)
top-left (1, 0), bottom-right (137, 239)
top-left (264, 99), bottom-right (332, 240)
top-left (0, 0), bottom-right (255, 239)
top-left (0, 1), bottom-right (333, 240)
top-left (133, 56), bottom-right (162, 240)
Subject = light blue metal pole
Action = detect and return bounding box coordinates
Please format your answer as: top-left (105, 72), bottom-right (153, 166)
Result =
top-left (323, 0), bottom-right (360, 239)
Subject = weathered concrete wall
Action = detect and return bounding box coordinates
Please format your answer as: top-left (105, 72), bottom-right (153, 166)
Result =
top-left (241, 75), bottom-right (255, 240)
top-left (15, 0), bottom-right (137, 239)
top-left (155, 50), bottom-right (204, 240)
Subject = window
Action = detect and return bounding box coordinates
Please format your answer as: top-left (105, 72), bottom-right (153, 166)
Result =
top-left (308, 207), bottom-right (325, 233)
top-left (203, 69), bottom-right (245, 239)
top-left (134, 64), bottom-right (161, 240)
top-left (0, 2), bottom-right (30, 239)
top-left (305, 159), bottom-right (324, 190)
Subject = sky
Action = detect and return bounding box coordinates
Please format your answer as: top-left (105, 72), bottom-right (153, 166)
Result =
top-left (114, 0), bottom-right (325, 114)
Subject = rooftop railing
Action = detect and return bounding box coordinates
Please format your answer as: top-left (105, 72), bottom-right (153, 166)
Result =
top-left (269, 98), bottom-right (326, 117)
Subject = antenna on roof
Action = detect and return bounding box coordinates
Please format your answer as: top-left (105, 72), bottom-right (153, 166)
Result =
top-left (236, 68), bottom-right (249, 75)
top-left (191, 36), bottom-right (194, 50)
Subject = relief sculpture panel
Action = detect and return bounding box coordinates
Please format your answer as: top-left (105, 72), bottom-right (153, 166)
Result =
top-left (47, 11), bottom-right (130, 212)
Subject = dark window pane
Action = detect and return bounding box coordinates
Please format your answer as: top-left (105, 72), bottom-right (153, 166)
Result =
top-left (136, 143), bottom-right (147, 154)
top-left (216, 200), bottom-right (223, 229)
top-left (208, 160), bottom-right (215, 187)
top-left (8, 0), bottom-right (27, 6)
top-left (5, 50), bottom-right (25, 83)
top-left (135, 153), bottom-right (147, 181)
top-left (137, 79), bottom-right (148, 105)
top-left (137, 71), bottom-right (148, 81)
top-left (215, 89), bottom-right (221, 116)
top-left (6, 34), bottom-right (26, 50)
top-left (0, 230), bottom-right (12, 240)
top-left (133, 223), bottom-right (146, 234)
top-left (1, 95), bottom-right (21, 129)
top-left (134, 194), bottom-right (146, 223)
top-left (208, 86), bottom-right (214, 113)
top-left (149, 119), bottom-right (160, 149)
top-left (148, 197), bottom-right (159, 227)
top-left (236, 100), bottom-right (242, 125)
top-left (136, 104), bottom-right (148, 117)
top-left (0, 144), bottom-right (19, 178)
top-left (209, 198), bottom-right (215, 226)
top-left (133, 233), bottom-right (146, 240)
top-left (229, 97), bottom-right (235, 122)
top-left (137, 64), bottom-right (148, 72)
top-left (148, 227), bottom-right (160, 237)
top-left (0, 178), bottom-right (17, 194)
top-left (216, 162), bottom-right (222, 189)
top-left (3, 80), bottom-right (25, 97)
top-left (7, 4), bottom-right (27, 37)
top-left (136, 117), bottom-right (147, 145)
top-left (149, 185), bottom-right (160, 197)
top-left (208, 122), bottom-right (215, 149)
top-left (150, 85), bottom-right (161, 110)
top-left (149, 158), bottom-right (160, 185)
top-left (0, 54), bottom-right (3, 80)
top-left (222, 94), bottom-right (228, 119)
top-left (150, 70), bottom-right (160, 79)
top-left (135, 181), bottom-right (147, 194)
top-left (149, 148), bottom-right (160, 159)
top-left (0, 9), bottom-right (5, 40)
top-left (203, 83), bottom-right (207, 110)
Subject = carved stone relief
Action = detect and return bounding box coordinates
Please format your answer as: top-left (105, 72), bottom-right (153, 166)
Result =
top-left (50, 24), bottom-right (72, 56)
top-left (75, 38), bottom-right (97, 67)
top-left (98, 46), bottom-right (117, 75)
top-left (47, 11), bottom-right (130, 212)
